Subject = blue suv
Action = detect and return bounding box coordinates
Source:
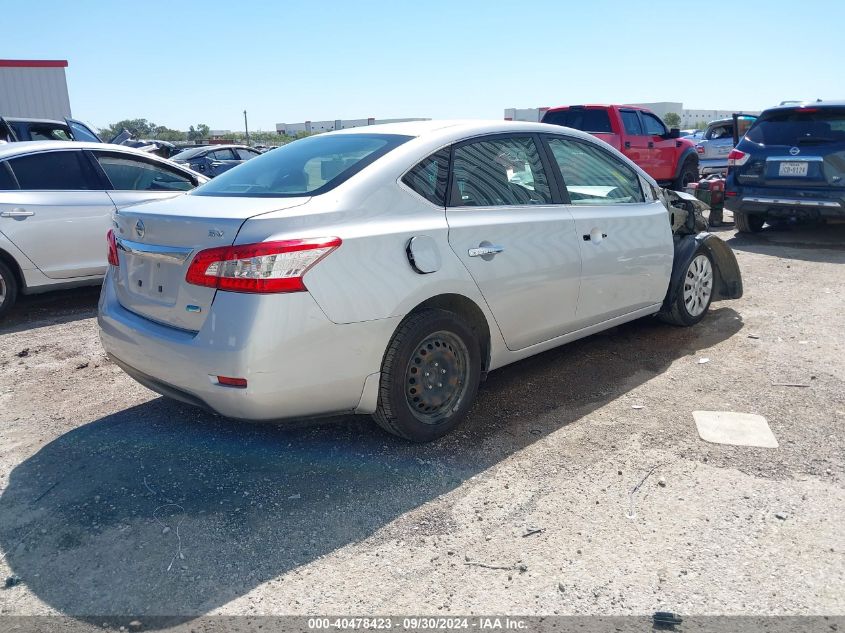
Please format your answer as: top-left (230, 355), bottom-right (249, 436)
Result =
top-left (725, 101), bottom-right (845, 233)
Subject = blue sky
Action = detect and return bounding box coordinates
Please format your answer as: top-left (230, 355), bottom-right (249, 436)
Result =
top-left (3, 0), bottom-right (843, 133)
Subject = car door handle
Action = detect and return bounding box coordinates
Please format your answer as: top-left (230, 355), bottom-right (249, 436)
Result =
top-left (624, 141), bottom-right (631, 149)
top-left (210, 161), bottom-right (224, 167)
top-left (0, 208), bottom-right (34, 218)
top-left (468, 244), bottom-right (504, 258)
top-left (648, 141), bottom-right (654, 148)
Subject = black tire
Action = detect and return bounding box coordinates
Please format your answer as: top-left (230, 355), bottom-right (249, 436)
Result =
top-left (0, 260), bottom-right (19, 319)
top-left (735, 211), bottom-right (765, 233)
top-left (659, 247), bottom-right (715, 327)
top-left (373, 308), bottom-right (481, 442)
top-left (672, 158), bottom-right (699, 190)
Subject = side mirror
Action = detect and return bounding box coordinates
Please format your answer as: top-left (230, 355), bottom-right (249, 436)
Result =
top-left (668, 128), bottom-right (681, 139)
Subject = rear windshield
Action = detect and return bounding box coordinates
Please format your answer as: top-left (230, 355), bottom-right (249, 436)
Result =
top-left (192, 133), bottom-right (411, 197)
top-left (542, 109), bottom-right (613, 133)
top-left (745, 107), bottom-right (845, 146)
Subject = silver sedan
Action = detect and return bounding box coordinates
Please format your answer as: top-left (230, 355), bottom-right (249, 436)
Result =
top-left (98, 121), bottom-right (742, 441)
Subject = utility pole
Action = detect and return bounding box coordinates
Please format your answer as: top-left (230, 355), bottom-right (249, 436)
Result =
top-left (244, 110), bottom-right (250, 146)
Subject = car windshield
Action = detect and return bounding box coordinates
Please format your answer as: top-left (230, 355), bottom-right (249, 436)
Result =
top-left (542, 109), bottom-right (613, 133)
top-left (171, 147), bottom-right (207, 161)
top-left (745, 107), bottom-right (845, 146)
top-left (192, 133), bottom-right (411, 197)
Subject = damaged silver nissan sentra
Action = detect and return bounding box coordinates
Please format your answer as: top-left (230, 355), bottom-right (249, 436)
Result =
top-left (98, 120), bottom-right (742, 442)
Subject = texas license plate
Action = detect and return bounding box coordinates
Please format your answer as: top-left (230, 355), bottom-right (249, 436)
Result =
top-left (778, 161), bottom-right (808, 177)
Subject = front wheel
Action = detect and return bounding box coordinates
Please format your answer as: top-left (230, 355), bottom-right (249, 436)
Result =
top-left (373, 308), bottom-right (481, 442)
top-left (659, 248), bottom-right (715, 327)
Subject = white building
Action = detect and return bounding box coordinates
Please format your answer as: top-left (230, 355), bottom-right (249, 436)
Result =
top-left (276, 117), bottom-right (429, 136)
top-left (0, 59), bottom-right (72, 119)
top-left (505, 102), bottom-right (760, 128)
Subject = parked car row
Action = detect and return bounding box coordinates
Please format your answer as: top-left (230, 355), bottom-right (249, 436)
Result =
top-left (0, 142), bottom-right (207, 316)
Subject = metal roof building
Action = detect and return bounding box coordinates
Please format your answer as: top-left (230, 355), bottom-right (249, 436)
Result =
top-left (0, 59), bottom-right (72, 119)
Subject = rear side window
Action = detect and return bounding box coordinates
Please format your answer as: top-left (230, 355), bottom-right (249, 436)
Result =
top-left (620, 111), bottom-right (643, 135)
top-left (0, 163), bottom-right (16, 190)
top-left (194, 133), bottom-right (411, 197)
top-left (745, 108), bottom-right (845, 146)
top-left (8, 151), bottom-right (99, 190)
top-left (27, 124), bottom-right (71, 141)
top-left (402, 148), bottom-right (449, 206)
top-left (95, 154), bottom-right (194, 192)
top-left (542, 109), bottom-right (613, 133)
top-left (451, 136), bottom-right (551, 207)
top-left (547, 137), bottom-right (644, 205)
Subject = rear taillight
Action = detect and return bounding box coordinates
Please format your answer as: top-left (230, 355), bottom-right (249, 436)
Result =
top-left (185, 237), bottom-right (341, 293)
top-left (107, 229), bottom-right (119, 267)
top-left (695, 144), bottom-right (704, 155)
top-left (727, 149), bottom-right (750, 167)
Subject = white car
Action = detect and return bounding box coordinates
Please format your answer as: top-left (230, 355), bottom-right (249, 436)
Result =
top-left (98, 121), bottom-right (742, 442)
top-left (0, 141), bottom-right (207, 317)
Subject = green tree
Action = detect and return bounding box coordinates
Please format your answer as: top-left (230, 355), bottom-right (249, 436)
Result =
top-left (663, 112), bottom-right (682, 129)
top-left (187, 124), bottom-right (210, 141)
top-left (99, 118), bottom-right (158, 140)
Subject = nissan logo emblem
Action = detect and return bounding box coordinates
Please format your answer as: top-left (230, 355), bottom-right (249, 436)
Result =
top-left (135, 219), bottom-right (145, 238)
top-left (789, 146), bottom-right (800, 156)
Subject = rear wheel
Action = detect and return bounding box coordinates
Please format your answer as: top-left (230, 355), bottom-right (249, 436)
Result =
top-left (659, 248), bottom-right (714, 327)
top-left (735, 211), bottom-right (765, 233)
top-left (373, 308), bottom-right (481, 442)
top-left (0, 260), bottom-right (19, 319)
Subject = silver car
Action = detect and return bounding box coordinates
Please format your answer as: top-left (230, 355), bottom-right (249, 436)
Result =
top-left (0, 141), bottom-right (207, 317)
top-left (98, 121), bottom-right (742, 442)
top-left (695, 116), bottom-right (757, 176)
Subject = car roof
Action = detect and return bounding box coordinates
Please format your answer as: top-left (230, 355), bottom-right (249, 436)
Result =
top-left (762, 100), bottom-right (845, 115)
top-left (328, 119), bottom-right (596, 140)
top-left (3, 117), bottom-right (67, 125)
top-left (0, 140), bottom-right (179, 160)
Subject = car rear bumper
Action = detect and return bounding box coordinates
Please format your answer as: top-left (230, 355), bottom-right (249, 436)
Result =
top-left (699, 159), bottom-right (728, 176)
top-left (98, 270), bottom-right (399, 420)
top-left (725, 186), bottom-right (845, 219)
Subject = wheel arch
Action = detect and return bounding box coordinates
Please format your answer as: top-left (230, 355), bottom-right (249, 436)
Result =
top-left (673, 147), bottom-right (700, 181)
top-left (662, 233), bottom-right (743, 311)
top-left (401, 293), bottom-right (492, 377)
top-left (0, 247), bottom-right (24, 291)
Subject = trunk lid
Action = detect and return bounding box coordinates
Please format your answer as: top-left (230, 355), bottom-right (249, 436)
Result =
top-left (112, 194), bottom-right (310, 331)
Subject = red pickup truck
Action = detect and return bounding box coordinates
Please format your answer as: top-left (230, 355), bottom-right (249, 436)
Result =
top-left (541, 105), bottom-right (699, 189)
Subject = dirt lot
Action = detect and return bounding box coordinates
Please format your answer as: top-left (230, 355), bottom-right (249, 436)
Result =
top-left (0, 223), bottom-right (843, 625)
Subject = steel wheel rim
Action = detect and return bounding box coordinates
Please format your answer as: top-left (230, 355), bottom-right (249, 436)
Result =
top-left (405, 330), bottom-right (470, 425)
top-left (683, 254), bottom-right (712, 317)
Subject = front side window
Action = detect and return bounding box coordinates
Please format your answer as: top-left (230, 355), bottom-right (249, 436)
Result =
top-left (69, 120), bottom-right (101, 142)
top-left (547, 137), bottom-right (644, 205)
top-left (236, 148), bottom-right (258, 160)
top-left (450, 136), bottom-right (551, 207)
top-left (95, 154), bottom-right (194, 192)
top-left (642, 113), bottom-right (667, 136)
top-left (8, 151), bottom-right (98, 190)
top-left (620, 110), bottom-right (644, 135)
top-left (402, 148), bottom-right (449, 206)
top-left (193, 133), bottom-right (411, 197)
